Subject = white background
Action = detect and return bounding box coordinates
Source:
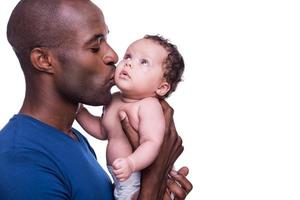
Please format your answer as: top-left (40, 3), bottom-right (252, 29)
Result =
top-left (1, 0), bottom-right (300, 199)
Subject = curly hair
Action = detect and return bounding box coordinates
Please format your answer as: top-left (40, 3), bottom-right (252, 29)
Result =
top-left (144, 34), bottom-right (184, 98)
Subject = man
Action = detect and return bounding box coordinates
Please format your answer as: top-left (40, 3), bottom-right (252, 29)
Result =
top-left (0, 0), bottom-right (192, 199)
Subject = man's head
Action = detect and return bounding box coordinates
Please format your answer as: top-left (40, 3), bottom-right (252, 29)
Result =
top-left (7, 0), bottom-right (118, 106)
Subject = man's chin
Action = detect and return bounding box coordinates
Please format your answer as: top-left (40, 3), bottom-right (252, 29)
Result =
top-left (89, 93), bottom-right (112, 106)
top-left (101, 94), bottom-right (113, 106)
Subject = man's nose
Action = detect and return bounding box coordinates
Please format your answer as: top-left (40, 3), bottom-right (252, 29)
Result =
top-left (103, 44), bottom-right (119, 66)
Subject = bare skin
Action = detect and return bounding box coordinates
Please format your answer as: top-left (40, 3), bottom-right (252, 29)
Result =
top-left (121, 100), bottom-right (193, 199)
top-left (19, 0), bottom-right (116, 140)
top-left (7, 0), bottom-right (192, 199)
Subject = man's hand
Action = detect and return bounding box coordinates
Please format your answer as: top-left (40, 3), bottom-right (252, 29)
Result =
top-left (139, 99), bottom-right (184, 199)
top-left (164, 167), bottom-right (193, 200)
top-left (119, 111), bottom-right (139, 149)
top-left (120, 100), bottom-right (189, 200)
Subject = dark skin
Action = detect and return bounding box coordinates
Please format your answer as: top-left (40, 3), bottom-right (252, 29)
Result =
top-left (12, 0), bottom-right (192, 199)
top-left (20, 1), bottom-right (116, 139)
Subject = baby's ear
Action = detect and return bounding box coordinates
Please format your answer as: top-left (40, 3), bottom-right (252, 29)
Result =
top-left (155, 81), bottom-right (170, 97)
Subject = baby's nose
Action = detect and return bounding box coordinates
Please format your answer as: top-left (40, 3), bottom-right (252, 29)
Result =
top-left (125, 62), bottom-right (132, 68)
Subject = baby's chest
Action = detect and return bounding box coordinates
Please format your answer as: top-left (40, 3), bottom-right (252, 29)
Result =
top-left (102, 103), bottom-right (140, 134)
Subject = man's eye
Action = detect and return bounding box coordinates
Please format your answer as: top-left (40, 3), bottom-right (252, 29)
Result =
top-left (91, 47), bottom-right (100, 53)
top-left (141, 59), bottom-right (149, 65)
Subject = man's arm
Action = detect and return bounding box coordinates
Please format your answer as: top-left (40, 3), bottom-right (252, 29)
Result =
top-left (76, 104), bottom-right (107, 140)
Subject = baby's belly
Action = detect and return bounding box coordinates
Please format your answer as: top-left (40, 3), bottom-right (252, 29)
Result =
top-left (106, 137), bottom-right (133, 165)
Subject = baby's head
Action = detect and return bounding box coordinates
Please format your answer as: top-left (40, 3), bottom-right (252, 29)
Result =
top-left (115, 34), bottom-right (184, 99)
top-left (144, 35), bottom-right (184, 98)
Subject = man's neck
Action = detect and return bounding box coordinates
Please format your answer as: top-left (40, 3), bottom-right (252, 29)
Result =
top-left (19, 97), bottom-right (78, 140)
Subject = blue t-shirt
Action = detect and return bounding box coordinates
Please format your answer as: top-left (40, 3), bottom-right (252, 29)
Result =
top-left (0, 114), bottom-right (114, 200)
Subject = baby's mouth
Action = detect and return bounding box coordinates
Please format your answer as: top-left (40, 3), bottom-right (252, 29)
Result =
top-left (119, 70), bottom-right (131, 79)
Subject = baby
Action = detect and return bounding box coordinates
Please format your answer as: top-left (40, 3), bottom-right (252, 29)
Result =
top-left (76, 35), bottom-right (184, 200)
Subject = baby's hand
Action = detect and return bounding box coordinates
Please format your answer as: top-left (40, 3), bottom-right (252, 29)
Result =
top-left (112, 157), bottom-right (135, 182)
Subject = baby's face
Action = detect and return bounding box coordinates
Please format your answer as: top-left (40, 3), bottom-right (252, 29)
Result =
top-left (115, 38), bottom-right (168, 99)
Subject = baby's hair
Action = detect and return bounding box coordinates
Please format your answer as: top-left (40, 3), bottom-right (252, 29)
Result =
top-left (144, 34), bottom-right (184, 98)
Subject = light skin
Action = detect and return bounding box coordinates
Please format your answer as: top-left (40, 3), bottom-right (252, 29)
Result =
top-left (13, 0), bottom-right (192, 199)
top-left (77, 38), bottom-right (171, 182)
top-left (121, 100), bottom-right (193, 199)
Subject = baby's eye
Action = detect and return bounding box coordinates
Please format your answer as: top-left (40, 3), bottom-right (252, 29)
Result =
top-left (141, 59), bottom-right (149, 65)
top-left (124, 54), bottom-right (131, 60)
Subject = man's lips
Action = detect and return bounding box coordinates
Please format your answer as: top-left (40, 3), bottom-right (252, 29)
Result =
top-left (106, 71), bottom-right (115, 87)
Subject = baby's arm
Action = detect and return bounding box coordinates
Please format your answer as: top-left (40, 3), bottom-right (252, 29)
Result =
top-left (76, 104), bottom-right (107, 140)
top-left (113, 98), bottom-right (164, 181)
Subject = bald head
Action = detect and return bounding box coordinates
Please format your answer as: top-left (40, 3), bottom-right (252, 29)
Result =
top-left (7, 0), bottom-right (100, 66)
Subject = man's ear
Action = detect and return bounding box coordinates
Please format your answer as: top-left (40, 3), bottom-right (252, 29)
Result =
top-left (155, 81), bottom-right (170, 97)
top-left (30, 47), bottom-right (54, 73)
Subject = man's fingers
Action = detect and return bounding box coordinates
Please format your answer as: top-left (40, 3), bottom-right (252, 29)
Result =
top-left (159, 99), bottom-right (171, 113)
top-left (165, 120), bottom-right (178, 147)
top-left (119, 111), bottom-right (131, 131)
top-left (120, 111), bottom-right (139, 150)
top-left (160, 99), bottom-right (174, 126)
top-left (163, 187), bottom-right (172, 200)
top-left (119, 110), bottom-right (127, 121)
top-left (177, 167), bottom-right (189, 176)
top-left (167, 181), bottom-right (187, 200)
top-left (170, 169), bottom-right (193, 195)
top-left (167, 135), bottom-right (183, 166)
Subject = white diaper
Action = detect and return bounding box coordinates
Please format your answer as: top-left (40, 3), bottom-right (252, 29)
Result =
top-left (107, 165), bottom-right (141, 200)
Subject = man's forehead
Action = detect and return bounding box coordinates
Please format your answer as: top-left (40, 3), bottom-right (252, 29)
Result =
top-left (58, 0), bottom-right (104, 27)
top-left (57, 1), bottom-right (108, 44)
top-left (83, 25), bottom-right (109, 44)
